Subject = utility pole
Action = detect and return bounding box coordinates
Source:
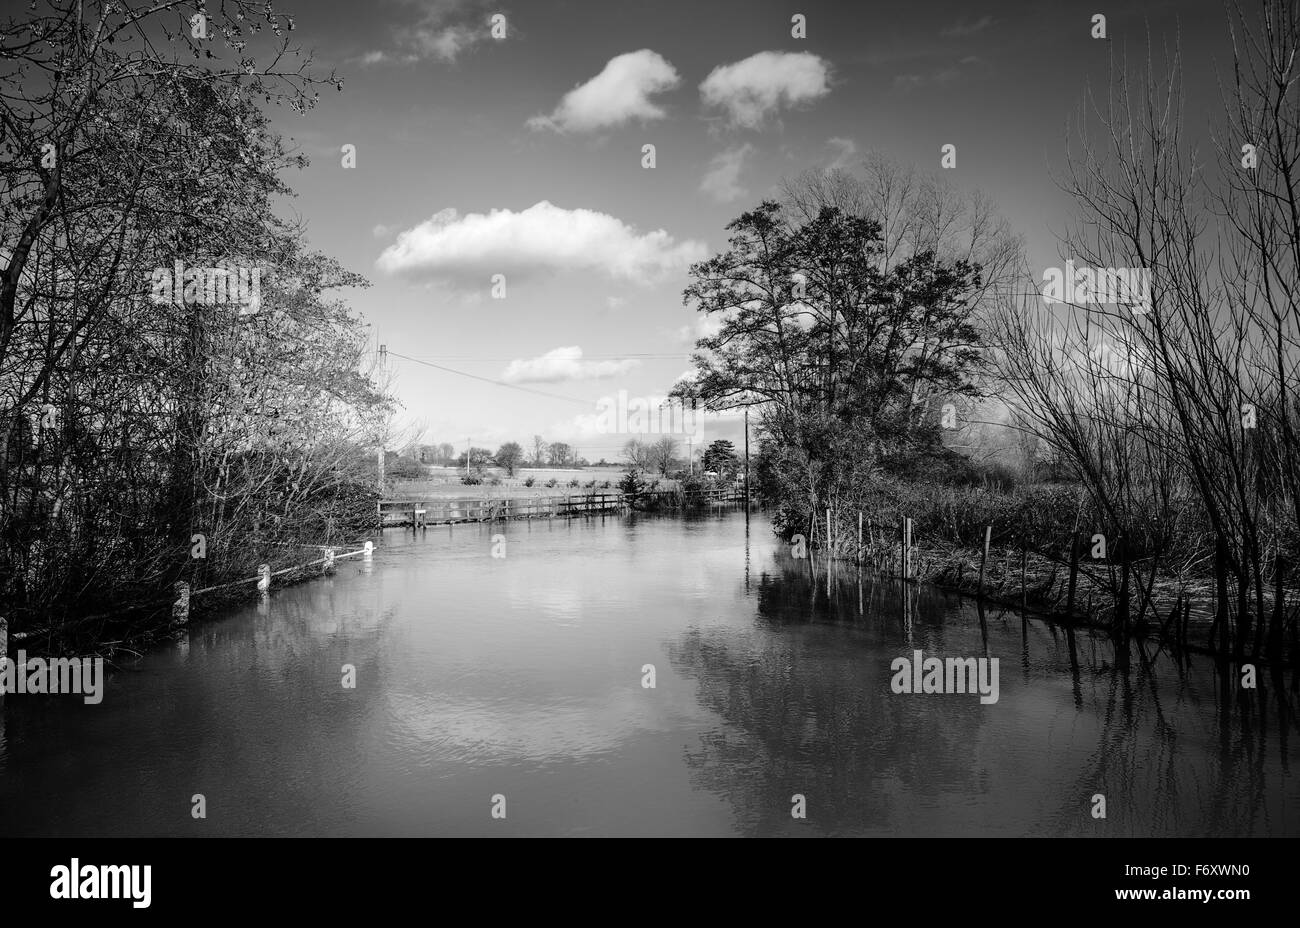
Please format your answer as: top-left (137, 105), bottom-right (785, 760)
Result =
top-left (743, 408), bottom-right (750, 506)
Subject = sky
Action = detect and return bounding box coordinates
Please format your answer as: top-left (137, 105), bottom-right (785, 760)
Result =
top-left (253, 0), bottom-right (1232, 461)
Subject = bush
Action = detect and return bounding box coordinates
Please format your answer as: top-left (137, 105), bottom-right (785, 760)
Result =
top-left (545, 478), bottom-right (558, 488)
top-left (568, 478), bottom-right (579, 488)
top-left (386, 456), bottom-right (425, 479)
top-left (618, 467), bottom-right (646, 496)
top-left (488, 476), bottom-right (502, 486)
top-left (524, 476), bottom-right (536, 487)
top-left (461, 475), bottom-right (482, 486)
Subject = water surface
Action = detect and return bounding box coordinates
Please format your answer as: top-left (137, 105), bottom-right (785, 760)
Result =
top-left (1, 509), bottom-right (1295, 836)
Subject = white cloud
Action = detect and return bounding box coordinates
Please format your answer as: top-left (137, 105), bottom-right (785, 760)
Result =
top-left (825, 137), bottom-right (857, 173)
top-left (700, 51), bottom-right (831, 129)
top-left (501, 346), bottom-right (640, 384)
top-left (372, 224), bottom-right (392, 238)
top-left (528, 50), bottom-right (681, 133)
top-left (675, 313), bottom-right (726, 345)
top-left (606, 296), bottom-right (627, 310)
top-left (700, 144), bottom-right (753, 202)
top-left (356, 0), bottom-right (500, 66)
top-left (376, 201), bottom-right (706, 289)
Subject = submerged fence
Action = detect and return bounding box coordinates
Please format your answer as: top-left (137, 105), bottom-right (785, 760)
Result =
top-left (5, 539), bottom-right (377, 653)
top-left (377, 487), bottom-right (750, 526)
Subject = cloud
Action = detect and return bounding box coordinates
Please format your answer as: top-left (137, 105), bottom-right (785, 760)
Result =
top-left (372, 224), bottom-right (392, 238)
top-left (501, 346), bottom-right (640, 384)
top-left (824, 137), bottom-right (858, 173)
top-left (675, 313), bottom-right (726, 345)
top-left (700, 51), bottom-right (831, 129)
top-left (699, 144), bottom-right (753, 202)
top-left (376, 201), bottom-right (706, 289)
top-left (606, 296), bottom-right (627, 310)
top-left (527, 50), bottom-right (681, 133)
top-left (356, 0), bottom-right (502, 66)
top-left (941, 16), bottom-right (994, 37)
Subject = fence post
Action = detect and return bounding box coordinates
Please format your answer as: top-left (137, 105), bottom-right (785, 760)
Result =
top-left (900, 516), bottom-right (908, 580)
top-left (979, 525), bottom-right (991, 597)
top-left (1020, 546), bottom-right (1028, 612)
top-left (172, 581), bottom-right (191, 625)
top-left (1065, 532), bottom-right (1080, 618)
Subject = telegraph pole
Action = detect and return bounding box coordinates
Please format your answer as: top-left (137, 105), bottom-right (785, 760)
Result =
top-left (743, 408), bottom-right (750, 506)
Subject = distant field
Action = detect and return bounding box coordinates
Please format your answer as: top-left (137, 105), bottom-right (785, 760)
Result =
top-left (383, 465), bottom-right (679, 499)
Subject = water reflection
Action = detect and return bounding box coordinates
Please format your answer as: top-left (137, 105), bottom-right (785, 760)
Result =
top-left (0, 509), bottom-right (1295, 836)
top-left (668, 547), bottom-right (1299, 836)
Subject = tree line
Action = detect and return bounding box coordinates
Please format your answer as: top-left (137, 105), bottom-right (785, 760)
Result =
top-left (1, 2), bottom-right (387, 647)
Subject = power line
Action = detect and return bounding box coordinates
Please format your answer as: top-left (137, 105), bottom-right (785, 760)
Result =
top-left (384, 349), bottom-right (593, 406)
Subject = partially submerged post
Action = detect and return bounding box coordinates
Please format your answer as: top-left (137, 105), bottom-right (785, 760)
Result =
top-left (173, 581), bottom-right (190, 625)
top-left (1065, 531), bottom-right (1080, 619)
top-left (978, 526), bottom-right (991, 597)
top-left (900, 517), bottom-right (913, 581)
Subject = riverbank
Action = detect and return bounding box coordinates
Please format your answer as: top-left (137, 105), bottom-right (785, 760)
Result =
top-left (800, 478), bottom-right (1299, 665)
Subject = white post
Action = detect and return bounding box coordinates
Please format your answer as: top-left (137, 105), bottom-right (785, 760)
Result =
top-left (172, 581), bottom-right (191, 625)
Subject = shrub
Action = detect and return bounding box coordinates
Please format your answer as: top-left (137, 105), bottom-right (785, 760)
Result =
top-left (523, 476), bottom-right (536, 487)
top-left (461, 475), bottom-right (482, 486)
top-left (545, 478), bottom-right (558, 488)
top-left (618, 467), bottom-right (646, 496)
top-left (386, 456), bottom-right (425, 479)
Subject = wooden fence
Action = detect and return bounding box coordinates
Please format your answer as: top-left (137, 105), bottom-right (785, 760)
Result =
top-left (378, 487), bottom-right (749, 527)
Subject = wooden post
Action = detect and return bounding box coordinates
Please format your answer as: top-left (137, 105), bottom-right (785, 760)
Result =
top-left (900, 516), bottom-right (910, 580)
top-left (978, 525), bottom-right (991, 597)
top-left (172, 581), bottom-right (190, 625)
top-left (1020, 546), bottom-right (1028, 611)
top-left (1065, 532), bottom-right (1080, 619)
